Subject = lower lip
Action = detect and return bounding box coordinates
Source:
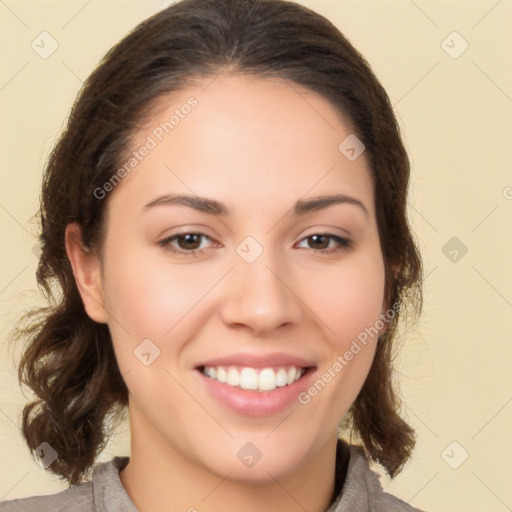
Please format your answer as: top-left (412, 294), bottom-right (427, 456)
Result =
top-left (196, 369), bottom-right (315, 417)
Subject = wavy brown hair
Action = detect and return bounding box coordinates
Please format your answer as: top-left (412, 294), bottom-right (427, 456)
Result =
top-left (10, 0), bottom-right (422, 485)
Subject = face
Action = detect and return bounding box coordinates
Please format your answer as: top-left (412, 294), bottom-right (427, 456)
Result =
top-left (77, 73), bottom-right (387, 481)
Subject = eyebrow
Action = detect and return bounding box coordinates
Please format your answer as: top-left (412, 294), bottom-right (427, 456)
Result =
top-left (143, 193), bottom-right (368, 217)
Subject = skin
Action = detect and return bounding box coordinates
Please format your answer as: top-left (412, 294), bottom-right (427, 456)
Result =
top-left (66, 73), bottom-right (388, 512)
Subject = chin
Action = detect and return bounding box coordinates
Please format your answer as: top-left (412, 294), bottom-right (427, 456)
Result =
top-left (191, 432), bottom-right (318, 484)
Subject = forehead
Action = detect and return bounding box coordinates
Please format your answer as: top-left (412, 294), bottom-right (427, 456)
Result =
top-left (109, 73), bottom-right (374, 218)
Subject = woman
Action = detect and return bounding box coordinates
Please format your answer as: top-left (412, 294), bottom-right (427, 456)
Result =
top-left (3, 0), bottom-right (423, 510)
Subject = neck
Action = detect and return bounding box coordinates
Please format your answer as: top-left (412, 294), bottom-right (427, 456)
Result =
top-left (119, 410), bottom-right (340, 512)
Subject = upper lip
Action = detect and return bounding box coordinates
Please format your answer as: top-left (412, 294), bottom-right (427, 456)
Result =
top-left (195, 352), bottom-right (316, 370)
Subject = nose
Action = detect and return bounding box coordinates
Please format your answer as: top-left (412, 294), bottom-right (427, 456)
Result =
top-left (219, 249), bottom-right (303, 336)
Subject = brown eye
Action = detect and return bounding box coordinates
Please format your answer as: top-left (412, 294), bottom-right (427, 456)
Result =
top-left (307, 234), bottom-right (330, 250)
top-left (296, 233), bottom-right (351, 254)
top-left (175, 233), bottom-right (202, 250)
top-left (158, 232), bottom-right (214, 257)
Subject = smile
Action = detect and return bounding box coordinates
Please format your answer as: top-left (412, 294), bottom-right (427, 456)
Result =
top-left (200, 365), bottom-right (306, 392)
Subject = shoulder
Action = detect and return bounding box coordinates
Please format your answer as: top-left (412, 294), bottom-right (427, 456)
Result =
top-left (330, 441), bottom-right (426, 512)
top-left (0, 456), bottom-right (132, 512)
top-left (0, 481), bottom-right (94, 512)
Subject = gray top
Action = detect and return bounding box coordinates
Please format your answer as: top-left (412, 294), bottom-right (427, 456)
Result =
top-left (0, 443), bottom-right (423, 511)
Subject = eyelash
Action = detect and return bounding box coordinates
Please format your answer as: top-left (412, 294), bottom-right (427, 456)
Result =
top-left (157, 232), bottom-right (352, 258)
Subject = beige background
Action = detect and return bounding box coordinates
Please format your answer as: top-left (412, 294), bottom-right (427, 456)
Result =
top-left (1, 1), bottom-right (511, 510)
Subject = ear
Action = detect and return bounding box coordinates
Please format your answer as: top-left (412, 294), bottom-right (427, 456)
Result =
top-left (65, 223), bottom-right (108, 324)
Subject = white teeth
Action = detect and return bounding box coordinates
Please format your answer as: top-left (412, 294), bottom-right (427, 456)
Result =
top-left (202, 365), bottom-right (306, 391)
top-left (217, 367), bottom-right (226, 383)
top-left (226, 368), bottom-right (240, 387)
top-left (287, 367), bottom-right (297, 385)
top-left (258, 368), bottom-right (277, 391)
top-left (239, 368), bottom-right (258, 390)
top-left (276, 368), bottom-right (288, 387)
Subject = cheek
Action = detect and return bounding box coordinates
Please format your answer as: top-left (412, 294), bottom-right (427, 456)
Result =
top-left (302, 251), bottom-right (385, 411)
top-left (102, 244), bottom-right (217, 337)
top-left (306, 255), bottom-right (386, 349)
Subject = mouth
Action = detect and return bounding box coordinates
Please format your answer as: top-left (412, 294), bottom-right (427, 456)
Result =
top-left (197, 365), bottom-right (313, 392)
top-left (194, 354), bottom-right (317, 417)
